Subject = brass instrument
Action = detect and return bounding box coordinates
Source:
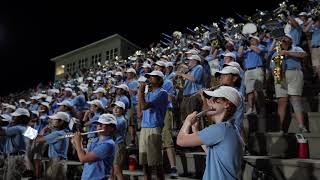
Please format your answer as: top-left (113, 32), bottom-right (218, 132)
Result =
top-left (272, 41), bottom-right (284, 84)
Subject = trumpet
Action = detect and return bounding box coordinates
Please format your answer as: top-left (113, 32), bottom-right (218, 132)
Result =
top-left (56, 130), bottom-right (105, 140)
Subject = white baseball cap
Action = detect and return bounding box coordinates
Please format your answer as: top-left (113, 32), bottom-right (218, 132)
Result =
top-left (115, 84), bottom-right (129, 91)
top-left (40, 102), bottom-right (50, 109)
top-left (201, 46), bottom-right (211, 51)
top-left (115, 71), bottom-right (123, 77)
top-left (79, 86), bottom-right (88, 93)
top-left (49, 112), bottom-right (70, 122)
top-left (249, 35), bottom-right (260, 41)
top-left (112, 101), bottom-right (126, 110)
top-left (93, 87), bottom-right (106, 94)
top-left (64, 88), bottom-right (73, 93)
top-left (142, 63), bottom-right (152, 68)
top-left (187, 54), bottom-right (201, 62)
top-left (215, 66), bottom-right (240, 77)
top-left (185, 49), bottom-right (199, 55)
top-left (97, 113), bottom-right (117, 125)
top-left (145, 70), bottom-right (164, 78)
top-left (126, 68), bottom-right (137, 74)
top-left (224, 61), bottom-right (243, 72)
top-left (203, 86), bottom-right (241, 107)
top-left (0, 114), bottom-right (12, 122)
top-left (88, 100), bottom-right (104, 109)
top-left (30, 96), bottom-right (39, 100)
top-left (155, 61), bottom-right (166, 67)
top-left (11, 108), bottom-right (30, 117)
top-left (223, 52), bottom-right (236, 59)
top-left (5, 104), bottom-right (16, 110)
top-left (57, 100), bottom-right (73, 107)
top-left (19, 99), bottom-right (27, 104)
top-left (165, 62), bottom-right (174, 68)
top-left (284, 33), bottom-right (293, 40)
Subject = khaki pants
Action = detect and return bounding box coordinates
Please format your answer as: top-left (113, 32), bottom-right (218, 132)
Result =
top-left (180, 94), bottom-right (202, 123)
top-left (162, 110), bottom-right (174, 148)
top-left (44, 158), bottom-right (67, 180)
top-left (3, 155), bottom-right (26, 180)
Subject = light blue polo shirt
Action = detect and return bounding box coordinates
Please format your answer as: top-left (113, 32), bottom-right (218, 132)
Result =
top-left (29, 103), bottom-right (39, 111)
top-left (141, 88), bottom-right (168, 128)
top-left (44, 128), bottom-right (69, 159)
top-left (162, 79), bottom-right (175, 109)
top-left (198, 122), bottom-right (243, 180)
top-left (115, 115), bottom-right (127, 144)
top-left (231, 95), bottom-right (245, 133)
top-left (183, 64), bottom-right (203, 96)
top-left (289, 25), bottom-right (302, 46)
top-left (98, 97), bottom-right (109, 108)
top-left (271, 46), bottom-right (304, 70)
top-left (309, 26), bottom-right (320, 47)
top-left (82, 136), bottom-right (115, 180)
top-left (165, 72), bottom-right (176, 81)
top-left (87, 112), bottom-right (101, 139)
top-left (3, 125), bottom-right (27, 154)
top-left (126, 80), bottom-right (139, 105)
top-left (33, 114), bottom-right (48, 132)
top-left (243, 44), bottom-right (267, 69)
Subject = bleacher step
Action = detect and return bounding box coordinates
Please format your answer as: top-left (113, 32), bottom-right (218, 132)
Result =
top-left (289, 112), bottom-right (320, 134)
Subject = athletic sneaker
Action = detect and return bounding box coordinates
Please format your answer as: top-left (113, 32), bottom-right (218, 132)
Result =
top-left (170, 167), bottom-right (178, 179)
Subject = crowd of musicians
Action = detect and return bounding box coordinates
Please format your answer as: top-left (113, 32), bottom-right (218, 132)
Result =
top-left (1, 1), bottom-right (320, 180)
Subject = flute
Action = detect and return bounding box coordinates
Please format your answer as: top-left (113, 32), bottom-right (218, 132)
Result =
top-left (195, 108), bottom-right (215, 118)
top-left (56, 130), bottom-right (105, 140)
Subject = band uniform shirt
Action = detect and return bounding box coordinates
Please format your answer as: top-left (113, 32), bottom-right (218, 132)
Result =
top-left (183, 64), bottom-right (204, 96)
top-left (162, 79), bottom-right (175, 109)
top-left (3, 125), bottom-right (27, 154)
top-left (309, 25), bottom-right (320, 47)
top-left (82, 136), bottom-right (115, 180)
top-left (116, 95), bottom-right (130, 110)
top-left (115, 115), bottom-right (127, 144)
top-left (126, 80), bottom-right (140, 106)
top-left (44, 128), bottom-right (69, 159)
top-left (141, 88), bottom-right (168, 128)
top-left (243, 44), bottom-right (267, 69)
top-left (87, 112), bottom-right (101, 139)
top-left (198, 121), bottom-right (243, 180)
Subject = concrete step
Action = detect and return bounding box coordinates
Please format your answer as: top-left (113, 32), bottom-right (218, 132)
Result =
top-left (243, 156), bottom-right (320, 180)
top-left (249, 132), bottom-right (320, 159)
top-left (289, 112), bottom-right (320, 134)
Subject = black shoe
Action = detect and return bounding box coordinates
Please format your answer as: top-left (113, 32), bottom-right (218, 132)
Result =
top-left (22, 170), bottom-right (34, 177)
top-left (170, 167), bottom-right (178, 179)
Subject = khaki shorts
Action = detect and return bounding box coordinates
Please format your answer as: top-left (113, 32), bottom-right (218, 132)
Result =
top-left (275, 69), bottom-right (304, 98)
top-left (113, 143), bottom-right (126, 166)
top-left (180, 94), bottom-right (202, 123)
top-left (244, 68), bottom-right (264, 94)
top-left (139, 127), bottom-right (162, 166)
top-left (162, 110), bottom-right (173, 148)
top-left (311, 47), bottom-right (320, 67)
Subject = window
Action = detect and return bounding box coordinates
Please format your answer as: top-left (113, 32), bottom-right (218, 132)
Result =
top-left (106, 51), bottom-right (110, 60)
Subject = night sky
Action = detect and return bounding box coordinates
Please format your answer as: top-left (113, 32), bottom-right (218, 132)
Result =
top-left (0, 0), bottom-right (290, 96)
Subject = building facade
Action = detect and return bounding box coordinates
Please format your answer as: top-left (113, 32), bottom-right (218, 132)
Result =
top-left (51, 34), bottom-right (140, 79)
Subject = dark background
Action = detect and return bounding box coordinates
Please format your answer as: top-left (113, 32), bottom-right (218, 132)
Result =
top-left (0, 0), bottom-right (292, 96)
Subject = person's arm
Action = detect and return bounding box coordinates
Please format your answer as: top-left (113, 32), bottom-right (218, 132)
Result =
top-left (72, 132), bottom-right (99, 163)
top-left (0, 128), bottom-right (5, 136)
top-left (191, 121), bottom-right (207, 153)
top-left (177, 112), bottom-right (203, 147)
top-left (176, 71), bottom-right (195, 82)
top-left (238, 46), bottom-right (244, 57)
top-left (288, 15), bottom-right (299, 28)
top-left (138, 82), bottom-right (152, 110)
top-left (250, 45), bottom-right (262, 54)
top-left (303, 20), bottom-right (313, 33)
top-left (281, 50), bottom-right (306, 58)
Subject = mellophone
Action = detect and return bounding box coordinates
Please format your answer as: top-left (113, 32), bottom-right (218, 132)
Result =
top-left (56, 130), bottom-right (105, 140)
